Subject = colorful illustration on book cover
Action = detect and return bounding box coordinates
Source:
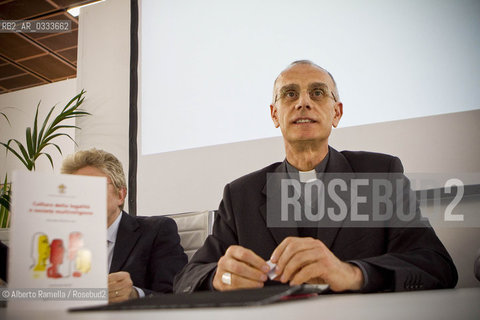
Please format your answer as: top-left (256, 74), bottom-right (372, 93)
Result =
top-left (30, 231), bottom-right (91, 279)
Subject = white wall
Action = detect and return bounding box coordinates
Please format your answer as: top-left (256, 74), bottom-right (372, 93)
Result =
top-left (137, 109), bottom-right (480, 215)
top-left (0, 79), bottom-right (77, 178)
top-left (75, 0), bottom-right (130, 175)
top-left (140, 0), bottom-right (480, 155)
top-left (330, 109), bottom-right (480, 174)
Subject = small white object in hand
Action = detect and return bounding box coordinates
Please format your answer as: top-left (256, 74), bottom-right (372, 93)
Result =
top-left (266, 260), bottom-right (278, 280)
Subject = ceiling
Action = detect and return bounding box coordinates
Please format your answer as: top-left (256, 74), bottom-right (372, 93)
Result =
top-left (0, 0), bottom-right (96, 94)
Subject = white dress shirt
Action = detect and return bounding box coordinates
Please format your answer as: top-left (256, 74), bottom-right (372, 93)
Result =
top-left (107, 212), bottom-right (145, 298)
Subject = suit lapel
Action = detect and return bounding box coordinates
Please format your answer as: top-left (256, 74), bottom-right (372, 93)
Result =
top-left (260, 161), bottom-right (299, 245)
top-left (109, 211), bottom-right (141, 273)
top-left (259, 147), bottom-right (356, 249)
top-left (316, 146), bottom-right (355, 249)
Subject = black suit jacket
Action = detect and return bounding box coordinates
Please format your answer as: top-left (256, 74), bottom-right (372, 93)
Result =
top-left (111, 211), bottom-right (187, 295)
top-left (173, 147), bottom-right (457, 293)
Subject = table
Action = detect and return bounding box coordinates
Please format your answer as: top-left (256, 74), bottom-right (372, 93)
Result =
top-left (2, 287), bottom-right (479, 320)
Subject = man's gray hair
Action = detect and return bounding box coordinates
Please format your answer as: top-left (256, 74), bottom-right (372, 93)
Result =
top-left (61, 148), bottom-right (127, 209)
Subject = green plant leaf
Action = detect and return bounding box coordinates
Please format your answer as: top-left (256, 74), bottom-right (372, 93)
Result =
top-left (26, 127), bottom-right (34, 159)
top-left (0, 202), bottom-right (10, 228)
top-left (51, 143), bottom-right (63, 156)
top-left (1, 175), bottom-right (7, 190)
top-left (52, 125), bottom-right (82, 131)
top-left (10, 139), bottom-right (33, 170)
top-left (0, 206), bottom-right (8, 228)
top-left (0, 194), bottom-right (10, 210)
top-left (39, 132), bottom-right (66, 145)
top-left (0, 90), bottom-right (89, 172)
top-left (38, 152), bottom-right (54, 169)
top-left (60, 91), bottom-right (83, 113)
top-left (0, 208), bottom-right (4, 228)
top-left (34, 143), bottom-right (63, 162)
top-left (0, 112), bottom-right (11, 126)
top-left (0, 175), bottom-right (11, 227)
top-left (0, 141), bottom-right (31, 169)
top-left (37, 133), bottom-right (73, 153)
top-left (32, 101), bottom-right (40, 156)
top-left (37, 104), bottom-right (56, 151)
top-left (42, 93), bottom-right (89, 147)
top-left (41, 132), bottom-right (75, 149)
top-left (46, 124), bottom-right (78, 132)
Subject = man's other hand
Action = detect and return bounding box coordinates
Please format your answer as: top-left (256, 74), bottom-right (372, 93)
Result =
top-left (270, 237), bottom-right (364, 292)
top-left (108, 271), bottom-right (139, 303)
top-left (213, 245), bottom-right (270, 291)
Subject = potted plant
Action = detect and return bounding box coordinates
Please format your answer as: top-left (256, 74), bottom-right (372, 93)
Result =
top-left (0, 90), bottom-right (89, 238)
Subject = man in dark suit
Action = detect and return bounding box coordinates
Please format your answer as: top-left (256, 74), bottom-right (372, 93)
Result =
top-left (62, 149), bottom-right (187, 303)
top-left (174, 60), bottom-right (457, 293)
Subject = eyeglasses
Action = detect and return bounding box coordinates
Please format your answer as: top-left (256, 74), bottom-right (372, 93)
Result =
top-left (275, 83), bottom-right (337, 103)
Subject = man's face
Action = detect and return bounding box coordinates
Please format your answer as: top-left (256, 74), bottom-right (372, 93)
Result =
top-left (73, 166), bottom-right (126, 226)
top-left (270, 64), bottom-right (342, 146)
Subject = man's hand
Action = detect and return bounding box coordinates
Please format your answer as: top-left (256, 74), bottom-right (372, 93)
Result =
top-left (213, 245), bottom-right (271, 291)
top-left (108, 271), bottom-right (139, 303)
top-left (270, 237), bottom-right (364, 292)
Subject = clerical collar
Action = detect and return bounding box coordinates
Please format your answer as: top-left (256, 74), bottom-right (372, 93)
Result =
top-left (285, 151), bottom-right (330, 183)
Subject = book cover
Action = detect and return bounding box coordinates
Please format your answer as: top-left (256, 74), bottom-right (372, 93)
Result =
top-left (7, 171), bottom-right (108, 310)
